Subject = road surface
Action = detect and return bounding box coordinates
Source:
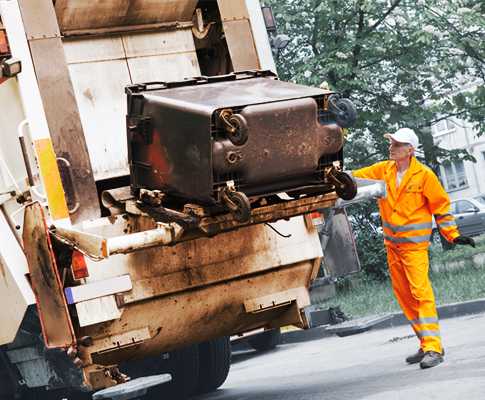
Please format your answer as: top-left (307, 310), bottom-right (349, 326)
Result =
top-left (197, 313), bottom-right (485, 400)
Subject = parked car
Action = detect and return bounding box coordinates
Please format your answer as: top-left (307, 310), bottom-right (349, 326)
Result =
top-left (451, 198), bottom-right (485, 236)
top-left (473, 193), bottom-right (485, 206)
top-left (432, 197), bottom-right (485, 247)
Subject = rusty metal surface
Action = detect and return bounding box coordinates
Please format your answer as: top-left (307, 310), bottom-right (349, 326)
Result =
top-left (196, 192), bottom-right (338, 235)
top-left (217, 0), bottom-right (250, 20)
top-left (54, 0), bottom-right (198, 33)
top-left (17, 0), bottom-right (60, 40)
top-left (212, 98), bottom-right (343, 189)
top-left (119, 219), bottom-right (322, 304)
top-left (16, 3), bottom-right (58, 46)
top-left (79, 261), bottom-right (317, 367)
top-left (221, 19), bottom-right (260, 71)
top-left (22, 203), bottom-right (75, 348)
top-left (94, 186), bottom-right (337, 238)
top-left (127, 73), bottom-right (341, 205)
top-left (67, 215), bottom-right (321, 382)
top-left (217, 0), bottom-right (261, 71)
top-left (18, 0), bottom-right (100, 223)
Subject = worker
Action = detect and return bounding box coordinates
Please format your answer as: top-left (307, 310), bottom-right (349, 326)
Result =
top-left (353, 128), bottom-right (475, 369)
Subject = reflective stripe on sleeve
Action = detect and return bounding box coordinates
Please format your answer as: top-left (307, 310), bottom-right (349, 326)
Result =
top-left (383, 221), bottom-right (433, 233)
top-left (384, 234), bottom-right (431, 244)
top-left (437, 220), bottom-right (457, 229)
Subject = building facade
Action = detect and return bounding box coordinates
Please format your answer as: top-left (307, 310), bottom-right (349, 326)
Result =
top-left (432, 117), bottom-right (485, 201)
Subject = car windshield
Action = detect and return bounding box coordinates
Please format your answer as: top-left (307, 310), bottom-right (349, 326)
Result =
top-left (474, 195), bottom-right (485, 206)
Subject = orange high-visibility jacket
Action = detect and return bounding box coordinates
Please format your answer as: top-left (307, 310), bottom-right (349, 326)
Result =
top-left (353, 157), bottom-right (460, 249)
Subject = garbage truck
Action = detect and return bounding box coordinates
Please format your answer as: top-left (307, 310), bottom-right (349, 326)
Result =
top-left (0, 1), bottom-right (364, 398)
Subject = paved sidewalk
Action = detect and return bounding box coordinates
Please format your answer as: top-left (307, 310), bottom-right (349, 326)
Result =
top-left (280, 297), bottom-right (485, 344)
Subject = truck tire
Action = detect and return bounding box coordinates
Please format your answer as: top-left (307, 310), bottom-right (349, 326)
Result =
top-left (247, 328), bottom-right (281, 352)
top-left (0, 349), bottom-right (18, 400)
top-left (145, 344), bottom-right (199, 400)
top-left (196, 336), bottom-right (231, 394)
top-left (0, 370), bottom-right (14, 400)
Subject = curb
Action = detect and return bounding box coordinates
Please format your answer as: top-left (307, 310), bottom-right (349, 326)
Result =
top-left (280, 298), bottom-right (485, 345)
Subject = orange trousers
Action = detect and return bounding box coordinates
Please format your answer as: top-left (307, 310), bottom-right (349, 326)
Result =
top-left (386, 246), bottom-right (442, 353)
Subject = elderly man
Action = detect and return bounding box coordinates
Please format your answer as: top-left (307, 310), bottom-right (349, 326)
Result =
top-left (353, 128), bottom-right (475, 369)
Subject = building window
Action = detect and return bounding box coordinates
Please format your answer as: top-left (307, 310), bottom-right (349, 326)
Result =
top-left (433, 119), bottom-right (455, 135)
top-left (482, 151), bottom-right (485, 161)
top-left (440, 159), bottom-right (468, 191)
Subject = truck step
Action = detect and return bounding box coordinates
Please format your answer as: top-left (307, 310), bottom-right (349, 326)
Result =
top-left (92, 374), bottom-right (171, 400)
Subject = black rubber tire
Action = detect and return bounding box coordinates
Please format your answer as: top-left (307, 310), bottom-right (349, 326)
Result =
top-left (120, 344), bottom-right (199, 400)
top-left (334, 171), bottom-right (357, 200)
top-left (0, 373), bottom-right (14, 400)
top-left (228, 191), bottom-right (251, 222)
top-left (0, 349), bottom-right (18, 400)
top-left (227, 114), bottom-right (249, 146)
top-left (329, 96), bottom-right (357, 128)
top-left (247, 329), bottom-right (281, 352)
top-left (196, 336), bottom-right (231, 394)
top-left (152, 344), bottom-right (200, 400)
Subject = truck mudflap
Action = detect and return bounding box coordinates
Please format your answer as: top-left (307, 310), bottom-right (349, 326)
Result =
top-left (22, 202), bottom-right (76, 348)
top-left (318, 178), bottom-right (386, 277)
top-left (319, 207), bottom-right (360, 277)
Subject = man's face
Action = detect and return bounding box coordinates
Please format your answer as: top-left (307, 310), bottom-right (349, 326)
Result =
top-left (389, 139), bottom-right (413, 162)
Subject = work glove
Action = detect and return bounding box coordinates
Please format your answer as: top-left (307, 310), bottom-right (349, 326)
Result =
top-left (453, 236), bottom-right (475, 248)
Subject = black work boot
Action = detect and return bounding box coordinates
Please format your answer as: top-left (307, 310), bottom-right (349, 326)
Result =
top-left (420, 351), bottom-right (444, 369)
top-left (405, 349), bottom-right (425, 364)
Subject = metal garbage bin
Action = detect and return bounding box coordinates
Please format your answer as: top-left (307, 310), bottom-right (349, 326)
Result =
top-left (126, 70), bottom-right (357, 221)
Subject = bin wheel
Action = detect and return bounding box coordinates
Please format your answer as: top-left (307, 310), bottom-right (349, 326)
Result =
top-left (227, 191), bottom-right (251, 222)
top-left (227, 114), bottom-right (249, 146)
top-left (329, 96), bottom-right (357, 128)
top-left (333, 171), bottom-right (357, 200)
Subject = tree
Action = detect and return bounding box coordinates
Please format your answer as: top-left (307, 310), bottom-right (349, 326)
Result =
top-left (267, 0), bottom-right (484, 172)
top-left (266, 0), bottom-right (485, 278)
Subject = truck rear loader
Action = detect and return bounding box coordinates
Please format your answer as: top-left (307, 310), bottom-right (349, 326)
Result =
top-left (0, 1), bottom-right (362, 398)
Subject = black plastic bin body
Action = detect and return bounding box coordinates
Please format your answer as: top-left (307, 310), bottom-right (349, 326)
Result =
top-left (126, 71), bottom-right (345, 206)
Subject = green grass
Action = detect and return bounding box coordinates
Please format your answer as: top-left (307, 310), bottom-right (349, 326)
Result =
top-left (429, 234), bottom-right (485, 264)
top-left (317, 245), bottom-right (485, 319)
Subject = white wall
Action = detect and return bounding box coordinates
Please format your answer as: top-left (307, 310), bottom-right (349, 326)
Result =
top-left (432, 117), bottom-right (485, 200)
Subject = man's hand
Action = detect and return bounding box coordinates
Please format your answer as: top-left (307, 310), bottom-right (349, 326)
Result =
top-left (453, 236), bottom-right (476, 248)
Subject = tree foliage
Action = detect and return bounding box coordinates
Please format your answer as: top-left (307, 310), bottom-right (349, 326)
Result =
top-left (268, 0), bottom-right (485, 172)
top-left (266, 0), bottom-right (485, 279)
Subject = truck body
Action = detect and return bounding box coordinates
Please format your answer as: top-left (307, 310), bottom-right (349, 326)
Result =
top-left (0, 1), bottom-right (360, 398)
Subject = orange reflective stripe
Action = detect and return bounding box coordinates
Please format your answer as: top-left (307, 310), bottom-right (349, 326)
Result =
top-left (34, 138), bottom-right (69, 220)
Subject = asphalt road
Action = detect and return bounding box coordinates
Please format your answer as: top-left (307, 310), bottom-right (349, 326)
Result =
top-left (196, 313), bottom-right (485, 400)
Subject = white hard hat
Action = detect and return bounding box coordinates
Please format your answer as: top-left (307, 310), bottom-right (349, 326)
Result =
top-left (384, 128), bottom-right (419, 149)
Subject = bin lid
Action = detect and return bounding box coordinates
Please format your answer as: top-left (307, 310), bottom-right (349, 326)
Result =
top-left (141, 75), bottom-right (327, 115)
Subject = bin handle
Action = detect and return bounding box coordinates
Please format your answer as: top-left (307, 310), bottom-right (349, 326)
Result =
top-left (56, 157), bottom-right (80, 214)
